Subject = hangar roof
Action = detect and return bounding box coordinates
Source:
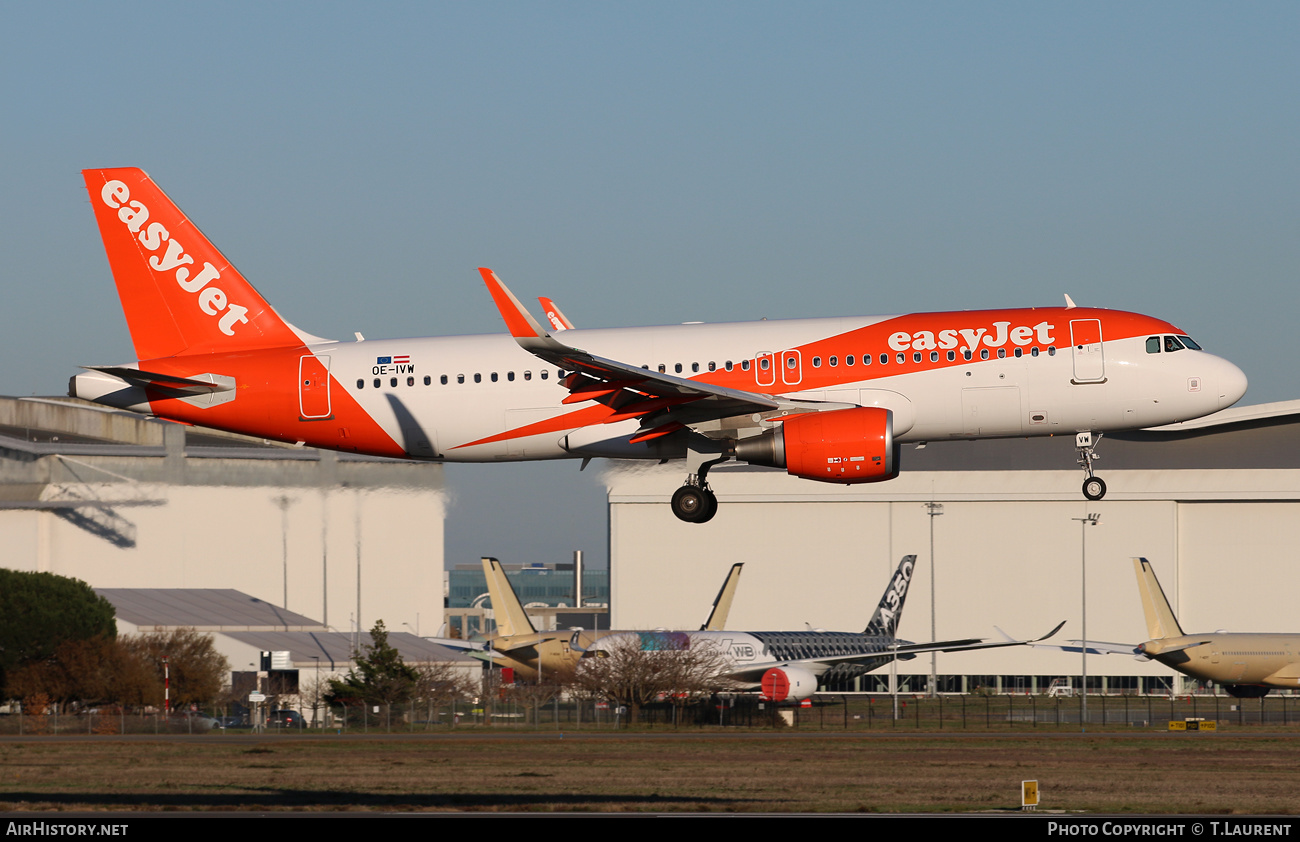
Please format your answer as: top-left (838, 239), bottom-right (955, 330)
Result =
top-left (97, 588), bottom-right (326, 632)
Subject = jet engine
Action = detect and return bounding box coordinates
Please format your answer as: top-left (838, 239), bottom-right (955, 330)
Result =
top-left (735, 407), bottom-right (898, 484)
top-left (760, 665), bottom-right (818, 703)
top-left (1224, 684), bottom-right (1270, 699)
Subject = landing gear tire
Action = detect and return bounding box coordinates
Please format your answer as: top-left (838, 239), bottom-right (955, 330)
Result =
top-left (1082, 476), bottom-right (1107, 501)
top-left (671, 485), bottom-right (718, 523)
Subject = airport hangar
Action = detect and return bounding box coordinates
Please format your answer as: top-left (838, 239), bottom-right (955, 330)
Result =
top-left (603, 401), bottom-right (1300, 695)
top-left (5, 394), bottom-right (1300, 696)
top-left (0, 396), bottom-right (445, 637)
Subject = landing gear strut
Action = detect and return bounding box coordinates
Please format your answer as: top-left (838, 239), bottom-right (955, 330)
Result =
top-left (1076, 431), bottom-right (1107, 501)
top-left (672, 445), bottom-right (727, 523)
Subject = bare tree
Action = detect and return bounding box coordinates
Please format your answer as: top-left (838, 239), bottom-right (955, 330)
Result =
top-left (121, 628), bottom-right (230, 710)
top-left (413, 661), bottom-right (476, 727)
top-left (570, 632), bottom-right (735, 724)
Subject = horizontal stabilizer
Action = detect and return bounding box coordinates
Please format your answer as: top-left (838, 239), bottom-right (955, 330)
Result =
top-left (82, 366), bottom-right (235, 395)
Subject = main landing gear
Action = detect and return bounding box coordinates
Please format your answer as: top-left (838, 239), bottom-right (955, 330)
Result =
top-left (1076, 431), bottom-right (1107, 501)
top-left (672, 446), bottom-right (728, 523)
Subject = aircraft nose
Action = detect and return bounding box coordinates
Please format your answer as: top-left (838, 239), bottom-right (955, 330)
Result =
top-left (1216, 357), bottom-right (1248, 409)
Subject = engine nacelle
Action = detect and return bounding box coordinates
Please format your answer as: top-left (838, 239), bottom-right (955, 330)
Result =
top-left (735, 407), bottom-right (899, 484)
top-left (760, 665), bottom-right (818, 703)
top-left (1224, 684), bottom-right (1270, 699)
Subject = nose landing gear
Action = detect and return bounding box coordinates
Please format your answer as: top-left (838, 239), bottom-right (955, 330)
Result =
top-left (1076, 431), bottom-right (1107, 501)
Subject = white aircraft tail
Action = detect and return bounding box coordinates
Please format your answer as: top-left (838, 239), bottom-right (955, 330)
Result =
top-left (482, 557), bottom-right (536, 638)
top-left (1133, 557), bottom-right (1184, 641)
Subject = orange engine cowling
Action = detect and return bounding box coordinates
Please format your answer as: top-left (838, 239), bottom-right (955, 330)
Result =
top-left (734, 407), bottom-right (899, 484)
top-left (761, 665), bottom-right (818, 703)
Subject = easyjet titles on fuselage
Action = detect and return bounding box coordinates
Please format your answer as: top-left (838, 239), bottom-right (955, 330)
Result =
top-left (888, 321), bottom-right (1056, 355)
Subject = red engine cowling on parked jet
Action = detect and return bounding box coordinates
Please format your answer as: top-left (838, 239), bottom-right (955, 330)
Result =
top-left (761, 665), bottom-right (819, 703)
top-left (734, 407), bottom-right (898, 484)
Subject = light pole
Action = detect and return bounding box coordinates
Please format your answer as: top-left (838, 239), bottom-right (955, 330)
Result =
top-left (1072, 512), bottom-right (1101, 731)
top-left (925, 502), bottom-right (944, 698)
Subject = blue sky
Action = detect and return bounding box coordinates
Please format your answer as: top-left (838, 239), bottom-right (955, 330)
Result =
top-left (2, 3), bottom-right (1296, 571)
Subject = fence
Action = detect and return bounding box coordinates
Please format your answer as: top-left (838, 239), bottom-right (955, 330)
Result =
top-left (3, 693), bottom-right (1296, 734)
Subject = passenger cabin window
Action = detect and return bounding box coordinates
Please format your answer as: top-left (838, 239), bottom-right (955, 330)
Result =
top-left (741, 360), bottom-right (751, 371)
top-left (541, 371), bottom-right (548, 380)
top-left (829, 355), bottom-right (838, 367)
top-left (457, 374), bottom-right (465, 384)
top-left (929, 351), bottom-right (938, 362)
top-left (812, 356), bottom-right (821, 367)
top-left (675, 363), bottom-right (683, 373)
top-left (879, 354), bottom-right (888, 365)
top-left (490, 372), bottom-right (498, 382)
top-left (846, 355), bottom-right (854, 366)
top-left (424, 375), bottom-right (432, 385)
top-left (896, 353), bottom-right (905, 364)
top-left (374, 378), bottom-right (381, 388)
top-left (507, 371), bottom-right (515, 381)
top-left (524, 371), bottom-right (531, 380)
top-left (708, 362), bottom-right (716, 371)
top-left (947, 350), bottom-right (955, 361)
top-left (441, 375), bottom-right (448, 384)
top-left (725, 361), bottom-right (734, 371)
top-left (474, 373), bottom-right (482, 383)
top-left (407, 376), bottom-right (415, 386)
top-left (692, 362), bottom-right (700, 373)
top-left (760, 359), bottom-right (770, 370)
top-left (357, 379), bottom-right (364, 389)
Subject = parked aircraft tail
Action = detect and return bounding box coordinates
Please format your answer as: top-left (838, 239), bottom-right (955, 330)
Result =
top-left (1134, 557), bottom-right (1185, 641)
top-left (864, 555), bottom-right (917, 638)
top-left (482, 556), bottom-right (537, 638)
top-left (81, 168), bottom-right (319, 359)
top-left (700, 563), bottom-right (743, 631)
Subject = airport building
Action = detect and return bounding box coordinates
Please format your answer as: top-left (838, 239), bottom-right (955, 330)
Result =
top-left (7, 393), bottom-right (1300, 697)
top-left (603, 401), bottom-right (1300, 695)
top-left (0, 396), bottom-right (446, 636)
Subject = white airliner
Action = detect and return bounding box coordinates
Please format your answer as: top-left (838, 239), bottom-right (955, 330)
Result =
top-left (584, 555), bottom-right (1065, 702)
top-left (72, 168), bottom-right (1248, 522)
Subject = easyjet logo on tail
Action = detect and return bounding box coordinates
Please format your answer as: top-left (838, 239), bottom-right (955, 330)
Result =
top-left (100, 180), bottom-right (249, 337)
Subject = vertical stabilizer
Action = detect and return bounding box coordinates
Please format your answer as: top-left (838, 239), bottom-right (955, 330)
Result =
top-left (82, 168), bottom-right (309, 359)
top-left (865, 555), bottom-right (917, 638)
top-left (1133, 557), bottom-right (1184, 640)
top-left (482, 557), bottom-right (536, 638)
top-left (700, 563), bottom-right (744, 631)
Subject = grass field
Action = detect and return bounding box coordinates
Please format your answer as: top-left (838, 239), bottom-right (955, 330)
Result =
top-left (3, 729), bottom-right (1299, 813)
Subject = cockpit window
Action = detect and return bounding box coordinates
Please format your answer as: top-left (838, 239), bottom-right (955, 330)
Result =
top-left (1163, 335), bottom-right (1185, 353)
top-left (1179, 335), bottom-right (1202, 350)
top-left (1146, 337), bottom-right (1161, 354)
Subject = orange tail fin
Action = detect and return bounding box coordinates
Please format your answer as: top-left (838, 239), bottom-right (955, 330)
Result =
top-left (82, 168), bottom-right (308, 359)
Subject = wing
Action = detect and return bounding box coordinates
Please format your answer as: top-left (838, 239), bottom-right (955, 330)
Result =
top-left (538, 296), bottom-right (575, 331)
top-left (724, 622), bottom-right (1066, 684)
top-left (481, 268), bottom-right (784, 442)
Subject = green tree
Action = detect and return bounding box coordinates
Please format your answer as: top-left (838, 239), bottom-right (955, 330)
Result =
top-left (0, 569), bottom-right (117, 697)
top-left (326, 621), bottom-right (418, 718)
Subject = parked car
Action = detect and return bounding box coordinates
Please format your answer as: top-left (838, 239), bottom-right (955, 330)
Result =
top-left (267, 709), bottom-right (304, 728)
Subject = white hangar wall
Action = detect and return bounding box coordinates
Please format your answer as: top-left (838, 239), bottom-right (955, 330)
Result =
top-left (605, 406), bottom-right (1300, 688)
top-left (0, 398), bottom-right (445, 635)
